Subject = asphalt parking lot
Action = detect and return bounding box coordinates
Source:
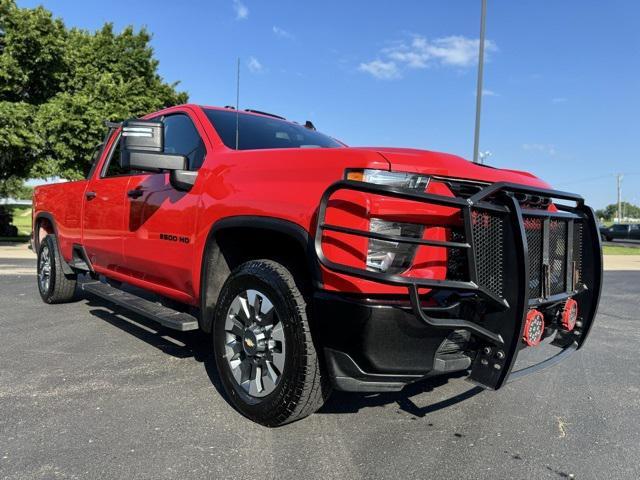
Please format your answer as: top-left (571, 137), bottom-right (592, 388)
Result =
top-left (1, 256), bottom-right (639, 480)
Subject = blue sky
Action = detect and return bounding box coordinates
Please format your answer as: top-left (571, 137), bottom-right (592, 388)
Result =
top-left (20, 0), bottom-right (640, 208)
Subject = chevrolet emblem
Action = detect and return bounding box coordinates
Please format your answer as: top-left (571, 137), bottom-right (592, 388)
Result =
top-left (244, 338), bottom-right (255, 348)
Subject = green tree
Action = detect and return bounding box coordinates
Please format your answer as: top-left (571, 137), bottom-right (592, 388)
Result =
top-left (0, 0), bottom-right (187, 181)
top-left (0, 176), bottom-right (31, 199)
top-left (595, 202), bottom-right (640, 221)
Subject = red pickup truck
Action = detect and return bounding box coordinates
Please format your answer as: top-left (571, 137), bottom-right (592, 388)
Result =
top-left (32, 104), bottom-right (602, 426)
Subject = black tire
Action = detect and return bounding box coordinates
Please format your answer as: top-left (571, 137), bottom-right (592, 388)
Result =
top-left (37, 235), bottom-right (77, 304)
top-left (213, 260), bottom-right (330, 426)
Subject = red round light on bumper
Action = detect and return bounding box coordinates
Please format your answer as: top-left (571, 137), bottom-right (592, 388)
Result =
top-left (523, 309), bottom-right (545, 346)
top-left (562, 298), bottom-right (579, 331)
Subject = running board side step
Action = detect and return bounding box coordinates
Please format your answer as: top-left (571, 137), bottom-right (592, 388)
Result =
top-left (80, 280), bottom-right (199, 331)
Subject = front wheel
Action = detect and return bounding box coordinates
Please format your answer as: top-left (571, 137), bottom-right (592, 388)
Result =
top-left (37, 235), bottom-right (77, 304)
top-left (213, 260), bottom-right (330, 426)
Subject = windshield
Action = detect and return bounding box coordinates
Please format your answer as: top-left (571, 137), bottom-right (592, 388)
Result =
top-left (204, 108), bottom-right (342, 150)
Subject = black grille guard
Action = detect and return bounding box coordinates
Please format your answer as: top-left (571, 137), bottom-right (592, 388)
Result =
top-left (315, 180), bottom-right (603, 389)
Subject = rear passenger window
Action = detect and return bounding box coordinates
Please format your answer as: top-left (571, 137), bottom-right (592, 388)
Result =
top-left (163, 114), bottom-right (206, 171)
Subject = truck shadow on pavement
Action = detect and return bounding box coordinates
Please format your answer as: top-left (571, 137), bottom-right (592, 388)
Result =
top-left (321, 380), bottom-right (483, 418)
top-left (85, 294), bottom-right (483, 419)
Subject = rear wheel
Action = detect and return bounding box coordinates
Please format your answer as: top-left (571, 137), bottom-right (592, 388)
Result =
top-left (213, 260), bottom-right (329, 426)
top-left (37, 235), bottom-right (77, 304)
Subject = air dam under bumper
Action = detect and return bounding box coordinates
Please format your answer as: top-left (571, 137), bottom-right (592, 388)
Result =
top-left (315, 181), bottom-right (602, 392)
top-left (315, 293), bottom-right (475, 392)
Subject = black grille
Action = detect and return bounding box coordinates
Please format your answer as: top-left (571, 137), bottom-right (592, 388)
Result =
top-left (447, 228), bottom-right (469, 282)
top-left (573, 222), bottom-right (583, 286)
top-left (549, 220), bottom-right (567, 295)
top-left (524, 217), bottom-right (584, 299)
top-left (443, 190), bottom-right (584, 302)
top-left (443, 179), bottom-right (550, 209)
top-left (524, 217), bottom-right (543, 298)
top-left (471, 210), bottom-right (505, 298)
top-left (444, 180), bottom-right (486, 199)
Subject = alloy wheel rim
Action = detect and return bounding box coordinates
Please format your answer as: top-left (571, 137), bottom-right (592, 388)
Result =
top-left (39, 246), bottom-right (51, 293)
top-left (223, 289), bottom-right (286, 398)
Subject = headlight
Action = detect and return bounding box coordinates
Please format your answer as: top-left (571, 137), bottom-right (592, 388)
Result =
top-left (366, 219), bottom-right (424, 274)
top-left (345, 168), bottom-right (429, 274)
top-left (346, 169), bottom-right (430, 191)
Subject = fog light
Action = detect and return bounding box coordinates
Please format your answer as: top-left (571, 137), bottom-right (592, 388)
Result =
top-left (523, 309), bottom-right (545, 346)
top-left (562, 298), bottom-right (578, 331)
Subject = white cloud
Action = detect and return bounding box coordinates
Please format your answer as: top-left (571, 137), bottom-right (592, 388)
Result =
top-left (388, 35), bottom-right (497, 68)
top-left (360, 34), bottom-right (498, 79)
top-left (552, 97), bottom-right (568, 103)
top-left (482, 89), bottom-right (498, 97)
top-left (358, 60), bottom-right (401, 80)
top-left (523, 143), bottom-right (557, 156)
top-left (272, 26), bottom-right (293, 39)
top-left (247, 56), bottom-right (263, 73)
top-left (232, 0), bottom-right (248, 20)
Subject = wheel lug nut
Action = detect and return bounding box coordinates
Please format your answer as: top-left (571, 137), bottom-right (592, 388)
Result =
top-left (482, 346), bottom-right (492, 355)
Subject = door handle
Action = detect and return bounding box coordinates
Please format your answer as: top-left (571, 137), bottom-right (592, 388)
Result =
top-left (85, 191), bottom-right (96, 200)
top-left (127, 189), bottom-right (144, 199)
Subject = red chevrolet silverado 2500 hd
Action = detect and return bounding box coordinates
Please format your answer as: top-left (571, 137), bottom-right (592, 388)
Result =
top-left (32, 104), bottom-right (602, 426)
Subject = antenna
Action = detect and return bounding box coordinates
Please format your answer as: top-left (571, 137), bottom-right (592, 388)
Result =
top-left (235, 57), bottom-right (240, 150)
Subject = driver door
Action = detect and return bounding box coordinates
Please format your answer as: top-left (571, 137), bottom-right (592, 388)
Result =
top-left (121, 111), bottom-right (207, 298)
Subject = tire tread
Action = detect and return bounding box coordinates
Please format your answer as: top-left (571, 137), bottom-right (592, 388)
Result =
top-left (39, 235), bottom-right (77, 304)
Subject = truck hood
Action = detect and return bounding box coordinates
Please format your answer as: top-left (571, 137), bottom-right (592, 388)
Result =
top-left (352, 147), bottom-right (551, 189)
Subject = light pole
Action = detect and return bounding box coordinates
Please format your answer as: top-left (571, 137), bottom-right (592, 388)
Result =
top-left (479, 150), bottom-right (492, 165)
top-left (617, 174), bottom-right (623, 223)
top-left (473, 0), bottom-right (487, 164)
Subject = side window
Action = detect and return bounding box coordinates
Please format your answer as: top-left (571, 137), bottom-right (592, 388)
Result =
top-left (85, 143), bottom-right (104, 178)
top-left (163, 114), bottom-right (206, 171)
top-left (101, 132), bottom-right (129, 177)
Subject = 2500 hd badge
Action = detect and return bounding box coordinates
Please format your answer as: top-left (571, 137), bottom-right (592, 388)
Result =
top-left (160, 233), bottom-right (190, 244)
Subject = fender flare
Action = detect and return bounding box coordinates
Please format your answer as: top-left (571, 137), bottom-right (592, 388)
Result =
top-left (198, 216), bottom-right (321, 332)
top-left (33, 212), bottom-right (75, 276)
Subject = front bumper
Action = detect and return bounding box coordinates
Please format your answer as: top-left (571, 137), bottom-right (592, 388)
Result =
top-left (315, 180), bottom-right (602, 391)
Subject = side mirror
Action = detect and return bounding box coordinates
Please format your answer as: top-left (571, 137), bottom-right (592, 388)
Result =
top-left (121, 119), bottom-right (163, 152)
top-left (119, 119), bottom-right (197, 191)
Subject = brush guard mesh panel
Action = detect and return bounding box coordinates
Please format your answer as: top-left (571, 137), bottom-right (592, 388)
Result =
top-left (471, 210), bottom-right (505, 299)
